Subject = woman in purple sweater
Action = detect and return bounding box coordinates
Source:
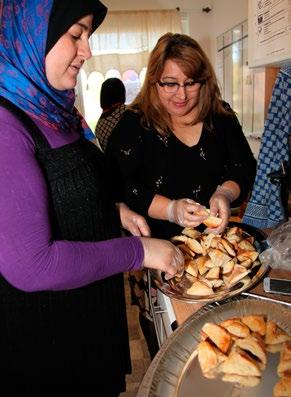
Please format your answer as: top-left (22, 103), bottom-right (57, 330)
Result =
top-left (0, 1), bottom-right (183, 395)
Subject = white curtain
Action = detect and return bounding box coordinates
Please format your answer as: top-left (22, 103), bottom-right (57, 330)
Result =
top-left (79, 9), bottom-right (181, 129)
top-left (84, 9), bottom-right (182, 75)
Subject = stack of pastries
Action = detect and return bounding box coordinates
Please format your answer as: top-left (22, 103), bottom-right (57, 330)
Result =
top-left (274, 341), bottom-right (291, 396)
top-left (196, 315), bottom-right (291, 395)
top-left (171, 226), bottom-right (260, 296)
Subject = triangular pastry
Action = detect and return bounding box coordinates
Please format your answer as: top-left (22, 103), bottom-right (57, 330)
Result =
top-left (222, 374), bottom-right (261, 387)
top-left (186, 280), bottom-right (213, 296)
top-left (227, 264), bottom-right (250, 286)
top-left (266, 321), bottom-right (291, 345)
top-left (201, 322), bottom-right (232, 354)
top-left (208, 249), bottom-right (231, 268)
top-left (220, 318), bottom-right (250, 338)
top-left (273, 377), bottom-right (291, 397)
top-left (186, 238), bottom-right (204, 254)
top-left (238, 239), bottom-right (256, 251)
top-left (241, 315), bottom-right (266, 336)
top-left (278, 341), bottom-right (291, 377)
top-left (221, 238), bottom-right (236, 256)
top-left (197, 340), bottom-right (227, 377)
top-left (237, 249), bottom-right (259, 262)
top-left (220, 348), bottom-right (261, 377)
top-left (235, 335), bottom-right (267, 366)
top-left (205, 266), bottom-right (220, 280)
top-left (266, 343), bottom-right (283, 353)
top-left (184, 259), bottom-right (198, 277)
top-left (181, 227), bottom-right (201, 239)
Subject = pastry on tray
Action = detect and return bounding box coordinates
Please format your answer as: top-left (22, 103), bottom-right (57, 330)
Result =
top-left (196, 315), bottom-right (291, 393)
top-left (171, 225), bottom-right (261, 296)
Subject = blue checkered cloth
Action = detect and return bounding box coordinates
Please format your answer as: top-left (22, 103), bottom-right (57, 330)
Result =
top-left (242, 66), bottom-right (291, 229)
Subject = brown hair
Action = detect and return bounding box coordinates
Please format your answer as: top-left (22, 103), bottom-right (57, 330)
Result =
top-left (129, 32), bottom-right (232, 135)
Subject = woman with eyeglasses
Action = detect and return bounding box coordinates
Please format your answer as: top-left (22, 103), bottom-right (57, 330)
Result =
top-left (106, 32), bottom-right (256, 357)
top-left (106, 32), bottom-right (257, 240)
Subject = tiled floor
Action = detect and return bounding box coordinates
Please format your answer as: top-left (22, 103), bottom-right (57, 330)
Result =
top-left (119, 274), bottom-right (152, 397)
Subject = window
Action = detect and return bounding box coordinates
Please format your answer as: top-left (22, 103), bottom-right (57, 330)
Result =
top-left (122, 69), bottom-right (141, 104)
top-left (217, 21), bottom-right (265, 136)
top-left (81, 68), bottom-right (145, 131)
top-left (75, 10), bottom-right (182, 131)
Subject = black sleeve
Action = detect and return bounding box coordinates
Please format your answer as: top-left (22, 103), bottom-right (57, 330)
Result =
top-left (105, 110), bottom-right (156, 216)
top-left (215, 108), bottom-right (257, 206)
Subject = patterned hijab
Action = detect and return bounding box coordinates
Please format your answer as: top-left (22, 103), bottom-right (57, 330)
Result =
top-left (0, 0), bottom-right (107, 133)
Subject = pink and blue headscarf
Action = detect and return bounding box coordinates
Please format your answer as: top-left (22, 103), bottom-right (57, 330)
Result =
top-left (0, 0), bottom-right (107, 136)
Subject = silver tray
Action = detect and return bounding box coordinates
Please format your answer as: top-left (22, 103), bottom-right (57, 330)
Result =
top-left (150, 222), bottom-right (269, 303)
top-left (137, 296), bottom-right (291, 397)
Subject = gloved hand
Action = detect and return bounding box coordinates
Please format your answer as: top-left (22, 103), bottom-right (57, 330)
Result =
top-left (167, 198), bottom-right (208, 227)
top-left (206, 185), bottom-right (235, 234)
top-left (140, 237), bottom-right (184, 280)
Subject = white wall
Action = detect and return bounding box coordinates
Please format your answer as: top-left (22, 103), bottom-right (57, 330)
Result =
top-left (211, 0), bottom-right (248, 36)
top-left (103, 0), bottom-right (213, 11)
top-left (209, 0), bottom-right (248, 66)
top-left (187, 9), bottom-right (214, 59)
top-left (186, 0), bottom-right (248, 65)
top-left (102, 0), bottom-right (248, 67)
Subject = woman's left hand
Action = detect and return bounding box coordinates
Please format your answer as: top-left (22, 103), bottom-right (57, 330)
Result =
top-left (117, 202), bottom-right (151, 237)
top-left (206, 187), bottom-right (234, 234)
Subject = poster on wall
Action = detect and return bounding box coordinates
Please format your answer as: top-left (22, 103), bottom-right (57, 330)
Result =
top-left (248, 0), bottom-right (291, 67)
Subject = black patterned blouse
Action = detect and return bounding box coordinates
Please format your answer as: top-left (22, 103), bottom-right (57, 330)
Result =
top-left (95, 104), bottom-right (126, 151)
top-left (106, 107), bottom-right (257, 239)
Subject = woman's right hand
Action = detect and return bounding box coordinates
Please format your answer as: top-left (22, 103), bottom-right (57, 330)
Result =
top-left (139, 237), bottom-right (184, 280)
top-left (167, 198), bottom-right (208, 227)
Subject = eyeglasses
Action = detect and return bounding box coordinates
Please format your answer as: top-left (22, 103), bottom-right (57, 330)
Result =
top-left (157, 80), bottom-right (202, 93)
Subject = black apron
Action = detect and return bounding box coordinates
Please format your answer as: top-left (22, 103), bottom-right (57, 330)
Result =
top-left (0, 98), bottom-right (131, 396)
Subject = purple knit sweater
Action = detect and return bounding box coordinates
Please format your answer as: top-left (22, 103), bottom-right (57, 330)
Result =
top-left (0, 107), bottom-right (144, 292)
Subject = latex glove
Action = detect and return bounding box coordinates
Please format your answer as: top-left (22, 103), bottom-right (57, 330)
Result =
top-left (140, 237), bottom-right (184, 280)
top-left (117, 202), bottom-right (151, 237)
top-left (206, 186), bottom-right (235, 234)
top-left (167, 198), bottom-right (208, 227)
